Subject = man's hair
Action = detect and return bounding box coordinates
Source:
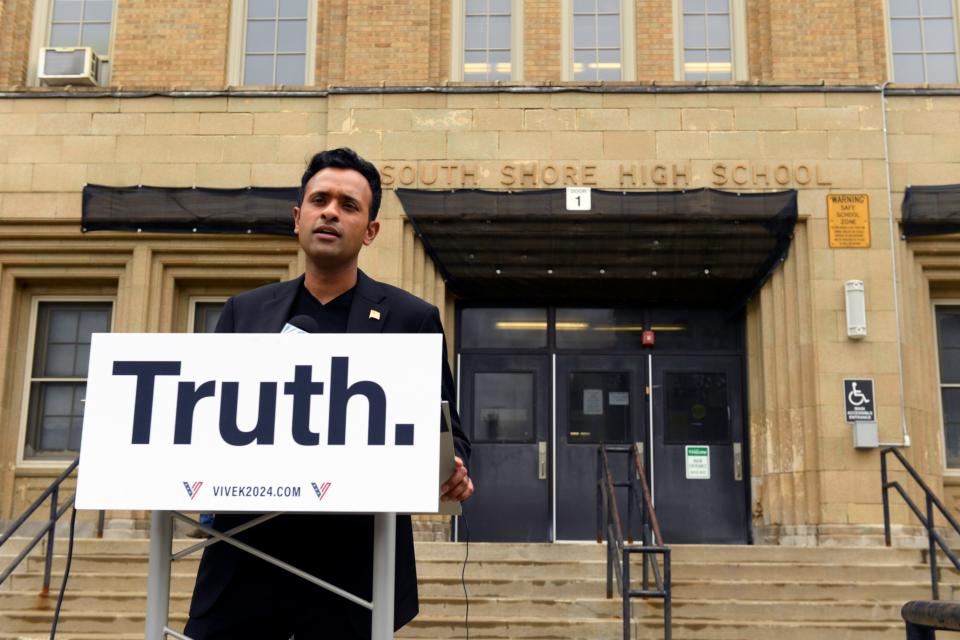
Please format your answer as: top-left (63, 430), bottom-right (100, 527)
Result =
top-left (298, 148), bottom-right (382, 221)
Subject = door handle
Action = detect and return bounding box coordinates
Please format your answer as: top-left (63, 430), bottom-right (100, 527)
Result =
top-left (733, 442), bottom-right (743, 481)
top-left (538, 441), bottom-right (547, 480)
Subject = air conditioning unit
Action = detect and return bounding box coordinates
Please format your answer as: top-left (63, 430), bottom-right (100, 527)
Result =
top-left (38, 47), bottom-right (99, 86)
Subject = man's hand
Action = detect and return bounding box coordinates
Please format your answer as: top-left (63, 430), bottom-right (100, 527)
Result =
top-left (441, 456), bottom-right (474, 502)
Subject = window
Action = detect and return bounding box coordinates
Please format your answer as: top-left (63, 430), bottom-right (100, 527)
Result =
top-left (681, 0), bottom-right (732, 79)
top-left (191, 300), bottom-right (225, 333)
top-left (573, 0), bottom-right (622, 81)
top-left (232, 0), bottom-right (315, 86)
top-left (29, 0), bottom-right (115, 85)
top-left (937, 306), bottom-right (960, 469)
top-left (23, 301), bottom-right (112, 460)
top-left (464, 0), bottom-right (512, 81)
top-left (562, 0), bottom-right (635, 81)
top-left (675, 0), bottom-right (746, 80)
top-left (453, 0), bottom-right (522, 81)
top-left (888, 0), bottom-right (958, 82)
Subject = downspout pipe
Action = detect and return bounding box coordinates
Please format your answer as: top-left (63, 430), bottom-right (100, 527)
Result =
top-left (879, 80), bottom-right (911, 448)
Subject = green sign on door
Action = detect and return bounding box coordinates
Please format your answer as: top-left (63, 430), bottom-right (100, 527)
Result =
top-left (685, 445), bottom-right (710, 480)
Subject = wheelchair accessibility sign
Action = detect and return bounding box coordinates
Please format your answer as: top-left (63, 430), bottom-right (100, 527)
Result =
top-left (844, 379), bottom-right (875, 422)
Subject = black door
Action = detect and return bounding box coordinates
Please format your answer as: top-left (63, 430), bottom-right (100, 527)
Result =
top-left (555, 354), bottom-right (646, 540)
top-left (650, 354), bottom-right (748, 543)
top-left (460, 354), bottom-right (551, 541)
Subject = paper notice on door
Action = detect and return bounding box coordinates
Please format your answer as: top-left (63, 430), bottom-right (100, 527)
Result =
top-left (609, 391), bottom-right (629, 406)
top-left (584, 389), bottom-right (604, 415)
top-left (685, 445), bottom-right (710, 480)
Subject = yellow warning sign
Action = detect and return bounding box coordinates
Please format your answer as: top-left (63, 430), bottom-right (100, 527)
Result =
top-left (827, 194), bottom-right (870, 248)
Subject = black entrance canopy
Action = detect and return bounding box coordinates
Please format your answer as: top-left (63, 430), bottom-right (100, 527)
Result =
top-left (902, 184), bottom-right (960, 239)
top-left (82, 184), bottom-right (297, 236)
top-left (397, 188), bottom-right (798, 307)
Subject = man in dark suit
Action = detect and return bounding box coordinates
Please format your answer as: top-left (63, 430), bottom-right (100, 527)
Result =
top-left (184, 148), bottom-right (473, 639)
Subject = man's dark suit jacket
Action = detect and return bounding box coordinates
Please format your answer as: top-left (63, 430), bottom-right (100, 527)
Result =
top-left (185, 270), bottom-right (470, 638)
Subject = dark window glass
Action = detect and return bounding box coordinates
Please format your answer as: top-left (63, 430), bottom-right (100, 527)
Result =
top-left (473, 372), bottom-right (535, 442)
top-left (194, 302), bottom-right (224, 334)
top-left (942, 387), bottom-right (960, 468)
top-left (26, 301), bottom-right (112, 459)
top-left (461, 308), bottom-right (547, 349)
top-left (566, 371), bottom-right (631, 444)
top-left (663, 371), bottom-right (729, 444)
top-left (938, 307), bottom-right (960, 383)
top-left (648, 309), bottom-right (741, 351)
top-left (937, 307), bottom-right (960, 469)
top-left (556, 308), bottom-right (645, 349)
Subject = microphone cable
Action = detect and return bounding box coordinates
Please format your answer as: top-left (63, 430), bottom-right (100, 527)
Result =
top-left (459, 513), bottom-right (470, 640)
top-left (49, 503), bottom-right (78, 640)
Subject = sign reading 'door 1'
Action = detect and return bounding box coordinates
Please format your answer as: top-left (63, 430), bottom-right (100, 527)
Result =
top-left (76, 334), bottom-right (442, 513)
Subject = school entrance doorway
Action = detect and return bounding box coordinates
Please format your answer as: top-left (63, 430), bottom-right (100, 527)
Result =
top-left (395, 186), bottom-right (799, 544)
top-left (458, 307), bottom-right (748, 543)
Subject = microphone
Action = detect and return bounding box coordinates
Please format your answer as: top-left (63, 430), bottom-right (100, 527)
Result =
top-left (281, 314), bottom-right (320, 334)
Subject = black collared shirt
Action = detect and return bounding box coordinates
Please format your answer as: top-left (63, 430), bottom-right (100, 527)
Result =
top-left (288, 282), bottom-right (355, 333)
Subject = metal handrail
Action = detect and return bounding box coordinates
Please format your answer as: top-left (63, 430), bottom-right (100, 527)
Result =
top-left (881, 446), bottom-right (960, 600)
top-left (902, 600), bottom-right (960, 638)
top-left (0, 457), bottom-right (79, 593)
top-left (597, 444), bottom-right (672, 640)
top-left (631, 445), bottom-right (664, 547)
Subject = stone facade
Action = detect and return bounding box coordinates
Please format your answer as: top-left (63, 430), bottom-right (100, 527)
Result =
top-left (0, 0), bottom-right (958, 545)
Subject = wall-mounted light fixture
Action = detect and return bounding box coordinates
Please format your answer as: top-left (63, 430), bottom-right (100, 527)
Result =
top-left (845, 280), bottom-right (867, 339)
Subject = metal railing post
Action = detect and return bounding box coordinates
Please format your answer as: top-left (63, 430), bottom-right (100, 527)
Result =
top-left (664, 549), bottom-right (672, 640)
top-left (606, 527), bottom-right (614, 599)
top-left (622, 548), bottom-right (631, 640)
top-left (597, 449), bottom-right (604, 544)
top-left (905, 621), bottom-right (935, 640)
top-left (371, 512), bottom-right (397, 640)
top-left (927, 494), bottom-right (940, 600)
top-left (642, 542), bottom-right (649, 592)
top-left (145, 510), bottom-right (173, 640)
top-left (882, 450), bottom-right (892, 546)
top-left (97, 510), bottom-right (106, 538)
top-left (42, 485), bottom-right (58, 595)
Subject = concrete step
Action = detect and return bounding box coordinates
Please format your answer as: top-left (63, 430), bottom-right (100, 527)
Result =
top-left (0, 591), bottom-right (918, 624)
top-left (26, 554), bottom-right (942, 583)
top-left (0, 611), bottom-right (906, 639)
top-left (8, 569), bottom-right (944, 603)
top-left (7, 537), bottom-right (932, 564)
top-left (421, 559), bottom-right (944, 582)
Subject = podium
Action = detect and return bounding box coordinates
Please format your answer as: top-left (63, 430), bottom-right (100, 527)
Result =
top-left (75, 333), bottom-right (450, 640)
top-left (143, 510), bottom-right (399, 640)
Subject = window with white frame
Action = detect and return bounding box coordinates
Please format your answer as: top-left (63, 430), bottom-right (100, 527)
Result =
top-left (888, 0), bottom-right (958, 83)
top-left (673, 0), bottom-right (746, 81)
top-left (681, 0), bottom-right (733, 80)
top-left (46, 0), bottom-right (114, 84)
top-left (460, 0), bottom-right (514, 81)
top-left (23, 301), bottom-right (112, 460)
top-left (573, 0), bottom-right (623, 81)
top-left (242, 0), bottom-right (310, 85)
top-left (452, 1), bottom-right (524, 82)
top-left (937, 306), bottom-right (960, 469)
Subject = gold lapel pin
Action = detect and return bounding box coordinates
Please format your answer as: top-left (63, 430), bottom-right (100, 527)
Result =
top-left (369, 309), bottom-right (381, 320)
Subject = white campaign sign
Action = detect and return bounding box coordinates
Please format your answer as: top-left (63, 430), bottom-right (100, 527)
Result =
top-left (76, 333), bottom-right (442, 513)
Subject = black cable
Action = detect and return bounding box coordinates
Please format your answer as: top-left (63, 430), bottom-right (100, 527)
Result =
top-left (459, 513), bottom-right (470, 640)
top-left (49, 504), bottom-right (77, 640)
